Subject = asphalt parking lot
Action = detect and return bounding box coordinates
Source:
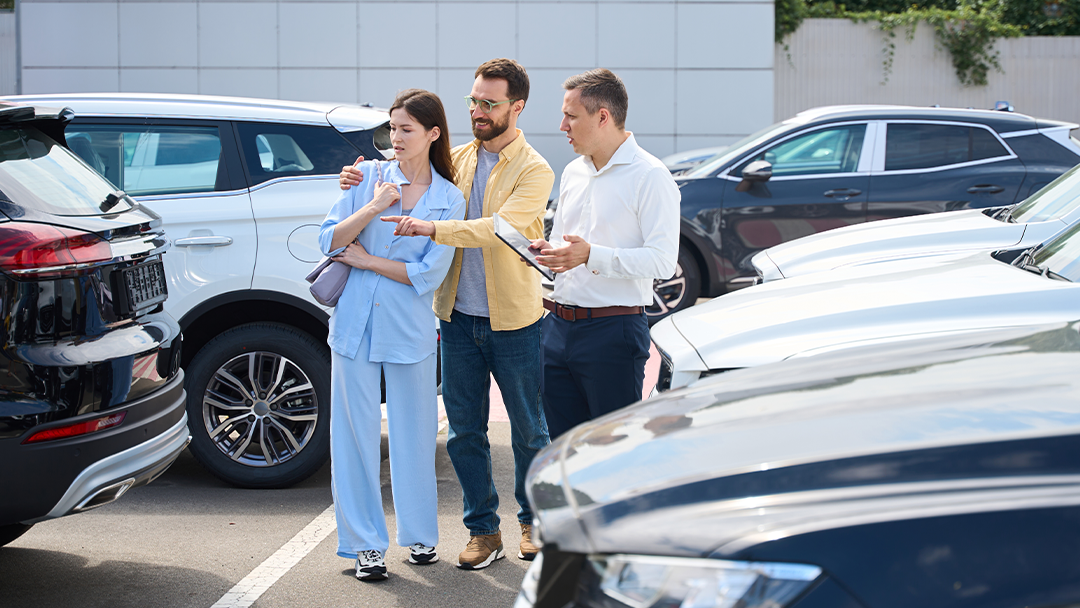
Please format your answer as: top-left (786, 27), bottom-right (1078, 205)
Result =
top-left (0, 422), bottom-right (531, 608)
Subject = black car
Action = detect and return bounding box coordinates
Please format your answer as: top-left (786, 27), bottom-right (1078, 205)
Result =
top-left (0, 103), bottom-right (188, 548)
top-left (656, 105), bottom-right (1080, 321)
top-left (518, 322), bottom-right (1080, 608)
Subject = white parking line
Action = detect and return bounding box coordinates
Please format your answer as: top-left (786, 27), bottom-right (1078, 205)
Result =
top-left (210, 504), bottom-right (337, 608)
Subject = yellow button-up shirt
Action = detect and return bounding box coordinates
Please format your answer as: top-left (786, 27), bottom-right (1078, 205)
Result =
top-left (432, 130), bottom-right (555, 331)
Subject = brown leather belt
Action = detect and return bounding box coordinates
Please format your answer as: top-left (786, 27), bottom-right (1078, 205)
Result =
top-left (543, 298), bottom-right (644, 322)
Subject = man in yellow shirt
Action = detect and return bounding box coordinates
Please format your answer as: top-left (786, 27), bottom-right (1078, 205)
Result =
top-left (339, 58), bottom-right (554, 571)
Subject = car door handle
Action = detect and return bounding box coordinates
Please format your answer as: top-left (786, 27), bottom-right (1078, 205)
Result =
top-left (967, 184), bottom-right (1004, 194)
top-left (824, 189), bottom-right (862, 198)
top-left (175, 236), bottom-right (234, 247)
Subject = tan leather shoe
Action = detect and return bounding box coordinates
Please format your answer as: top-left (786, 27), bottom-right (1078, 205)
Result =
top-left (457, 531), bottom-right (504, 570)
top-left (519, 522), bottom-right (539, 561)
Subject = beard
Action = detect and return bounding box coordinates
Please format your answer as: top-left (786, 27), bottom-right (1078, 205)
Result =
top-left (472, 113), bottom-right (510, 141)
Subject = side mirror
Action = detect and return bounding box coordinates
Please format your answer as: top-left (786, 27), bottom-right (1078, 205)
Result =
top-left (736, 160), bottom-right (772, 192)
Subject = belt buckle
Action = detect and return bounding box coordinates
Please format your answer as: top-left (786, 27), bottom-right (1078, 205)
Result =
top-left (558, 304), bottom-right (577, 322)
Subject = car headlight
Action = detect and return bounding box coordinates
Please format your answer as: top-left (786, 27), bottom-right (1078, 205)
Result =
top-left (591, 554), bottom-right (821, 608)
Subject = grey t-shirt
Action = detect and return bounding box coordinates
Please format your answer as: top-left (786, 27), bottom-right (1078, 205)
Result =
top-left (453, 146), bottom-right (499, 317)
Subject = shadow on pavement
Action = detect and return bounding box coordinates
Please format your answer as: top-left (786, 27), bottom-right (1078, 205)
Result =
top-left (0, 548), bottom-right (233, 608)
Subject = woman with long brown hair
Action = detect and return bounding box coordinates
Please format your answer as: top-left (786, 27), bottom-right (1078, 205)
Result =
top-left (318, 89), bottom-right (465, 581)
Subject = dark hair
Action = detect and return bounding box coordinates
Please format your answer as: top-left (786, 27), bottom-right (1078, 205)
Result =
top-left (563, 68), bottom-right (628, 129)
top-left (475, 58), bottom-right (530, 104)
top-left (390, 89), bottom-right (456, 185)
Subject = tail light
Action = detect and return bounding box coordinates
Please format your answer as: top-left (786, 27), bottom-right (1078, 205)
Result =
top-left (22, 411), bottom-right (127, 444)
top-left (0, 222), bottom-right (113, 278)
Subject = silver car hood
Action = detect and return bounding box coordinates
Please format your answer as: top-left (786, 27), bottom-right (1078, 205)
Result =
top-left (754, 208), bottom-right (1044, 281)
top-left (673, 251), bottom-right (1080, 370)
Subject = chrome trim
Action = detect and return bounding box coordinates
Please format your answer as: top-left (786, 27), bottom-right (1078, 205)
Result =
top-left (72, 477), bottom-right (135, 513)
top-left (597, 554), bottom-right (822, 582)
top-left (716, 474), bottom-right (1080, 554)
top-left (32, 386), bottom-right (189, 524)
top-left (109, 234), bottom-right (169, 260)
top-left (11, 248), bottom-right (166, 275)
top-left (873, 154), bottom-right (1018, 176)
top-left (718, 120), bottom-right (874, 180)
top-left (1000, 128), bottom-right (1040, 139)
top-left (135, 188), bottom-right (249, 202)
top-left (175, 236), bottom-right (233, 247)
top-left (248, 174), bottom-right (338, 192)
top-left (11, 261), bottom-right (107, 275)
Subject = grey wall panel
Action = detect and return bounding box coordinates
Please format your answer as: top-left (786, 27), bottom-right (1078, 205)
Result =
top-left (0, 12), bottom-right (14, 95)
top-left (15, 0), bottom-right (776, 193)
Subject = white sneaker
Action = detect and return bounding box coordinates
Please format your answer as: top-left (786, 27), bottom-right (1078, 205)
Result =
top-left (408, 543), bottom-right (439, 565)
top-left (356, 549), bottom-right (387, 581)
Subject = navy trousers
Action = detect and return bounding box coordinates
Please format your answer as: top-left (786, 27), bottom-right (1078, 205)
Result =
top-left (541, 311), bottom-right (651, 439)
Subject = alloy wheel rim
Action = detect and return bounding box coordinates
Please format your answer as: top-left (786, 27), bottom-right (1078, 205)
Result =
top-left (646, 262), bottom-right (687, 317)
top-left (201, 351), bottom-right (318, 467)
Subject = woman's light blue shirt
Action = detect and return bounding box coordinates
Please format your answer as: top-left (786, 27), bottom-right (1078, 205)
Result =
top-left (319, 160), bottom-right (465, 363)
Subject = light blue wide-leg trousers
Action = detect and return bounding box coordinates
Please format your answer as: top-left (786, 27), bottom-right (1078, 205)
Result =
top-left (330, 348), bottom-right (439, 559)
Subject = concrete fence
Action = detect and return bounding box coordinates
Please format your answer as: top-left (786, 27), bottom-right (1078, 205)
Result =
top-left (777, 18), bottom-right (1080, 127)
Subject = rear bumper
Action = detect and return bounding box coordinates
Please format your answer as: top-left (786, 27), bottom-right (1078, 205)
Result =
top-left (37, 409), bottom-right (190, 523)
top-left (2, 371), bottom-right (190, 525)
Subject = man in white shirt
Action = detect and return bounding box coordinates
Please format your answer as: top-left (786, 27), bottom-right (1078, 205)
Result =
top-left (530, 68), bottom-right (681, 439)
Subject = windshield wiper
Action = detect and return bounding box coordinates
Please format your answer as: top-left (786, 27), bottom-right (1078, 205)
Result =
top-left (989, 205), bottom-right (1015, 223)
top-left (1014, 254), bottom-right (1071, 281)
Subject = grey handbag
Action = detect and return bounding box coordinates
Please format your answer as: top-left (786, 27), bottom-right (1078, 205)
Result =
top-left (305, 254), bottom-right (350, 307)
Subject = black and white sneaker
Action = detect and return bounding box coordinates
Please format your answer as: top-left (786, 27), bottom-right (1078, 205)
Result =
top-left (356, 549), bottom-right (388, 581)
top-left (408, 543), bottom-right (439, 565)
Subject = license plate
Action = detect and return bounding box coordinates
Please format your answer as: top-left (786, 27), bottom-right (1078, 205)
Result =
top-left (122, 259), bottom-right (168, 313)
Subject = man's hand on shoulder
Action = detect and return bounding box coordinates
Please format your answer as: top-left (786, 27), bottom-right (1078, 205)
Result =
top-left (535, 235), bottom-right (591, 274)
top-left (339, 156), bottom-right (365, 191)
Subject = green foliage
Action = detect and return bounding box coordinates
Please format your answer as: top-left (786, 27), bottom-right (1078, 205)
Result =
top-left (0, 0), bottom-right (12, 10)
top-left (779, 0), bottom-right (1025, 87)
top-left (776, 0), bottom-right (811, 42)
top-left (1001, 0), bottom-right (1080, 35)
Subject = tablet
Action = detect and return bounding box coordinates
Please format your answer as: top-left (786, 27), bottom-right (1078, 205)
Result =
top-left (493, 213), bottom-right (555, 281)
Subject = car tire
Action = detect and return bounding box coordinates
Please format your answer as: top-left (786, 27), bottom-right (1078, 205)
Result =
top-left (0, 524), bottom-right (32, 547)
top-left (646, 245), bottom-right (701, 325)
top-left (185, 322), bottom-right (331, 489)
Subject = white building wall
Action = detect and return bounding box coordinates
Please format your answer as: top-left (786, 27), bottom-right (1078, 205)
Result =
top-left (17, 0), bottom-right (776, 190)
top-left (0, 11), bottom-right (15, 94)
top-left (776, 19), bottom-right (1080, 127)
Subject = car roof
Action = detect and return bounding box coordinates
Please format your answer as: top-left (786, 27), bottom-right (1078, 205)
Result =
top-left (791, 104), bottom-right (1051, 133)
top-left (0, 93), bottom-right (389, 132)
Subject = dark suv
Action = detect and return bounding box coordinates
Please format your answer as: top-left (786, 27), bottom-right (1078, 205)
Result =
top-left (0, 103), bottom-right (188, 548)
top-left (657, 105), bottom-right (1080, 321)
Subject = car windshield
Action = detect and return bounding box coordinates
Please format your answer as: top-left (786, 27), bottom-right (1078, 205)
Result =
top-left (0, 126), bottom-right (129, 216)
top-left (1030, 221), bottom-right (1080, 281)
top-left (1009, 163), bottom-right (1080, 223)
top-left (685, 120), bottom-right (795, 178)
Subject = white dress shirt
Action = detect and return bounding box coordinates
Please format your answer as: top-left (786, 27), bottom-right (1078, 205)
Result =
top-left (549, 133), bottom-right (681, 308)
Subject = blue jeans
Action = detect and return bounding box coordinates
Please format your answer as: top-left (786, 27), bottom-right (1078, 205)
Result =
top-left (441, 310), bottom-right (549, 536)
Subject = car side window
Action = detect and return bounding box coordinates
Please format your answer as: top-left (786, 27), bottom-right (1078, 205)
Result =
top-left (738, 124), bottom-right (866, 177)
top-left (65, 125), bottom-right (223, 196)
top-left (885, 123), bottom-right (1009, 171)
top-left (235, 122), bottom-right (361, 186)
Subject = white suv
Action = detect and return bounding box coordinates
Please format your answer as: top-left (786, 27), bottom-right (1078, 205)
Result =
top-left (3, 93), bottom-right (391, 488)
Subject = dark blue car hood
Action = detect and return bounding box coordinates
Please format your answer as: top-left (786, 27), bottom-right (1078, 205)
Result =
top-left (527, 322), bottom-right (1080, 557)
